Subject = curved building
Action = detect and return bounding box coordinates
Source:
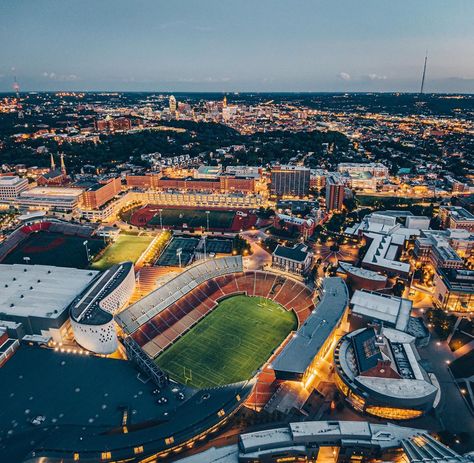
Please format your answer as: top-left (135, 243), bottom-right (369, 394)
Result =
top-left (338, 261), bottom-right (387, 291)
top-left (334, 326), bottom-right (438, 420)
top-left (69, 262), bottom-right (135, 354)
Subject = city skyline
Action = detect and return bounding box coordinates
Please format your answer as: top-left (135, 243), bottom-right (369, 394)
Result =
top-left (1, 0), bottom-right (474, 93)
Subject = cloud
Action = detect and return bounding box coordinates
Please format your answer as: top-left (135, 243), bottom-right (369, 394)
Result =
top-left (367, 73), bottom-right (387, 81)
top-left (42, 72), bottom-right (79, 82)
top-left (338, 72), bottom-right (351, 81)
top-left (176, 76), bottom-right (231, 83)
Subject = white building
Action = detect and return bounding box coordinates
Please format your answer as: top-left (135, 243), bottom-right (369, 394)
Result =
top-left (0, 176), bottom-right (29, 201)
top-left (0, 264), bottom-right (98, 342)
top-left (69, 262), bottom-right (135, 354)
top-left (17, 186), bottom-right (84, 212)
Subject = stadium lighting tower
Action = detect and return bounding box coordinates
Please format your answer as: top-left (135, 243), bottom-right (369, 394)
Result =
top-left (205, 210), bottom-right (210, 232)
top-left (83, 240), bottom-right (90, 262)
top-left (158, 208), bottom-right (163, 230)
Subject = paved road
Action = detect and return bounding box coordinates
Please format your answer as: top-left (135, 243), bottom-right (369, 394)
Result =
top-left (241, 230), bottom-right (272, 270)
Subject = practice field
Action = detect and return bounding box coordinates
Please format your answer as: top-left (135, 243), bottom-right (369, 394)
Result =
top-left (3, 231), bottom-right (106, 269)
top-left (155, 295), bottom-right (297, 388)
top-left (91, 234), bottom-right (154, 270)
top-left (148, 208), bottom-right (236, 229)
top-left (206, 238), bottom-right (233, 254)
top-left (155, 236), bottom-right (199, 267)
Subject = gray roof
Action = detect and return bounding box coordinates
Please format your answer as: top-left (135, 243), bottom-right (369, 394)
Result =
top-left (273, 243), bottom-right (309, 263)
top-left (272, 277), bottom-right (348, 375)
top-left (69, 262), bottom-right (134, 325)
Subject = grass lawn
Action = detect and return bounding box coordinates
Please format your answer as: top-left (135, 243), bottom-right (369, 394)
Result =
top-left (148, 208), bottom-right (235, 229)
top-left (155, 295), bottom-right (297, 388)
top-left (91, 234), bottom-right (153, 270)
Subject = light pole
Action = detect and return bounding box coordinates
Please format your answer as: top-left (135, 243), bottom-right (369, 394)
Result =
top-left (23, 256), bottom-right (31, 265)
top-left (203, 236), bottom-right (207, 260)
top-left (83, 240), bottom-right (90, 263)
top-left (205, 210), bottom-right (210, 232)
top-left (176, 248), bottom-right (182, 268)
top-left (159, 209), bottom-right (163, 230)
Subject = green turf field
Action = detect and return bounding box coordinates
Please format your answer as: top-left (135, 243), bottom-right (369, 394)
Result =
top-left (148, 208), bottom-right (235, 229)
top-left (154, 295), bottom-right (297, 388)
top-left (3, 232), bottom-right (106, 269)
top-left (91, 234), bottom-right (153, 270)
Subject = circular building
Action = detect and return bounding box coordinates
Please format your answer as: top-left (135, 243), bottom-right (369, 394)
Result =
top-left (334, 326), bottom-right (438, 420)
top-left (69, 262), bottom-right (135, 354)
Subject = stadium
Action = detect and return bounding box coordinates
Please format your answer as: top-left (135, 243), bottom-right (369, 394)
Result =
top-left (0, 223), bottom-right (350, 462)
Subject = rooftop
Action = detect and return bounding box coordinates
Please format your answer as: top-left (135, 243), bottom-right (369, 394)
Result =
top-left (0, 346), bottom-right (251, 462)
top-left (273, 243), bottom-right (311, 262)
top-left (350, 289), bottom-right (412, 331)
top-left (0, 175), bottom-right (26, 185)
top-left (69, 262), bottom-right (134, 325)
top-left (0, 264), bottom-right (98, 319)
top-left (338, 262), bottom-right (387, 282)
top-left (272, 277), bottom-right (348, 375)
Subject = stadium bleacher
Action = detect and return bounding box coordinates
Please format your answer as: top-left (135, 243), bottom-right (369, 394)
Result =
top-left (117, 256), bottom-right (315, 359)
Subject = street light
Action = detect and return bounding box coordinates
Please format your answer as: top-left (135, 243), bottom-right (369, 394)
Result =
top-left (159, 209), bottom-right (163, 230)
top-left (176, 248), bottom-right (182, 268)
top-left (205, 210), bottom-right (210, 232)
top-left (83, 240), bottom-right (90, 262)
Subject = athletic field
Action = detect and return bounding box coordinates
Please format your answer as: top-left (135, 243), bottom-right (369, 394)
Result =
top-left (148, 208), bottom-right (236, 229)
top-left (155, 236), bottom-right (199, 267)
top-left (155, 295), bottom-right (297, 388)
top-left (3, 232), bottom-right (106, 269)
top-left (91, 234), bottom-right (154, 270)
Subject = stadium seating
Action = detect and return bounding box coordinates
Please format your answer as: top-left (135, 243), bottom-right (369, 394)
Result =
top-left (122, 256), bottom-right (316, 359)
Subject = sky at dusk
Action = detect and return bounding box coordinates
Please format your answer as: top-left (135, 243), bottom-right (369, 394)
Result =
top-left (1, 0), bottom-right (473, 93)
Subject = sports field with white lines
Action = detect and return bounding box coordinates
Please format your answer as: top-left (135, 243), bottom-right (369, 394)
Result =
top-left (154, 295), bottom-right (297, 388)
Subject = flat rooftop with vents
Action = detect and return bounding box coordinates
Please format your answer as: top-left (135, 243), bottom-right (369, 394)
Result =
top-left (0, 264), bottom-right (98, 334)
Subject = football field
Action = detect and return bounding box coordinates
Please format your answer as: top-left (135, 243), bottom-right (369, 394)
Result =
top-left (154, 295), bottom-right (297, 388)
top-left (91, 234), bottom-right (153, 270)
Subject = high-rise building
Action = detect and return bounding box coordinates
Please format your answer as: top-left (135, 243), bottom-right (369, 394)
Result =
top-left (326, 173), bottom-right (345, 212)
top-left (270, 165), bottom-right (310, 197)
top-left (169, 95), bottom-right (177, 113)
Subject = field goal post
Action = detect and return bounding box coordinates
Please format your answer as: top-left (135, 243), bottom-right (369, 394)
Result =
top-left (183, 366), bottom-right (192, 384)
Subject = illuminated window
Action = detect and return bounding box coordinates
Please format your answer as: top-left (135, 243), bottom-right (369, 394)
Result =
top-left (365, 406), bottom-right (423, 420)
top-left (73, 453), bottom-right (80, 461)
top-left (101, 451), bottom-right (111, 460)
top-left (134, 446), bottom-right (144, 454)
top-left (165, 436), bottom-right (174, 445)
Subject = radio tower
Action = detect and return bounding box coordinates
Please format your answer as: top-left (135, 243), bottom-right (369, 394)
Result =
top-left (420, 52), bottom-right (428, 95)
top-left (13, 76), bottom-right (24, 118)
